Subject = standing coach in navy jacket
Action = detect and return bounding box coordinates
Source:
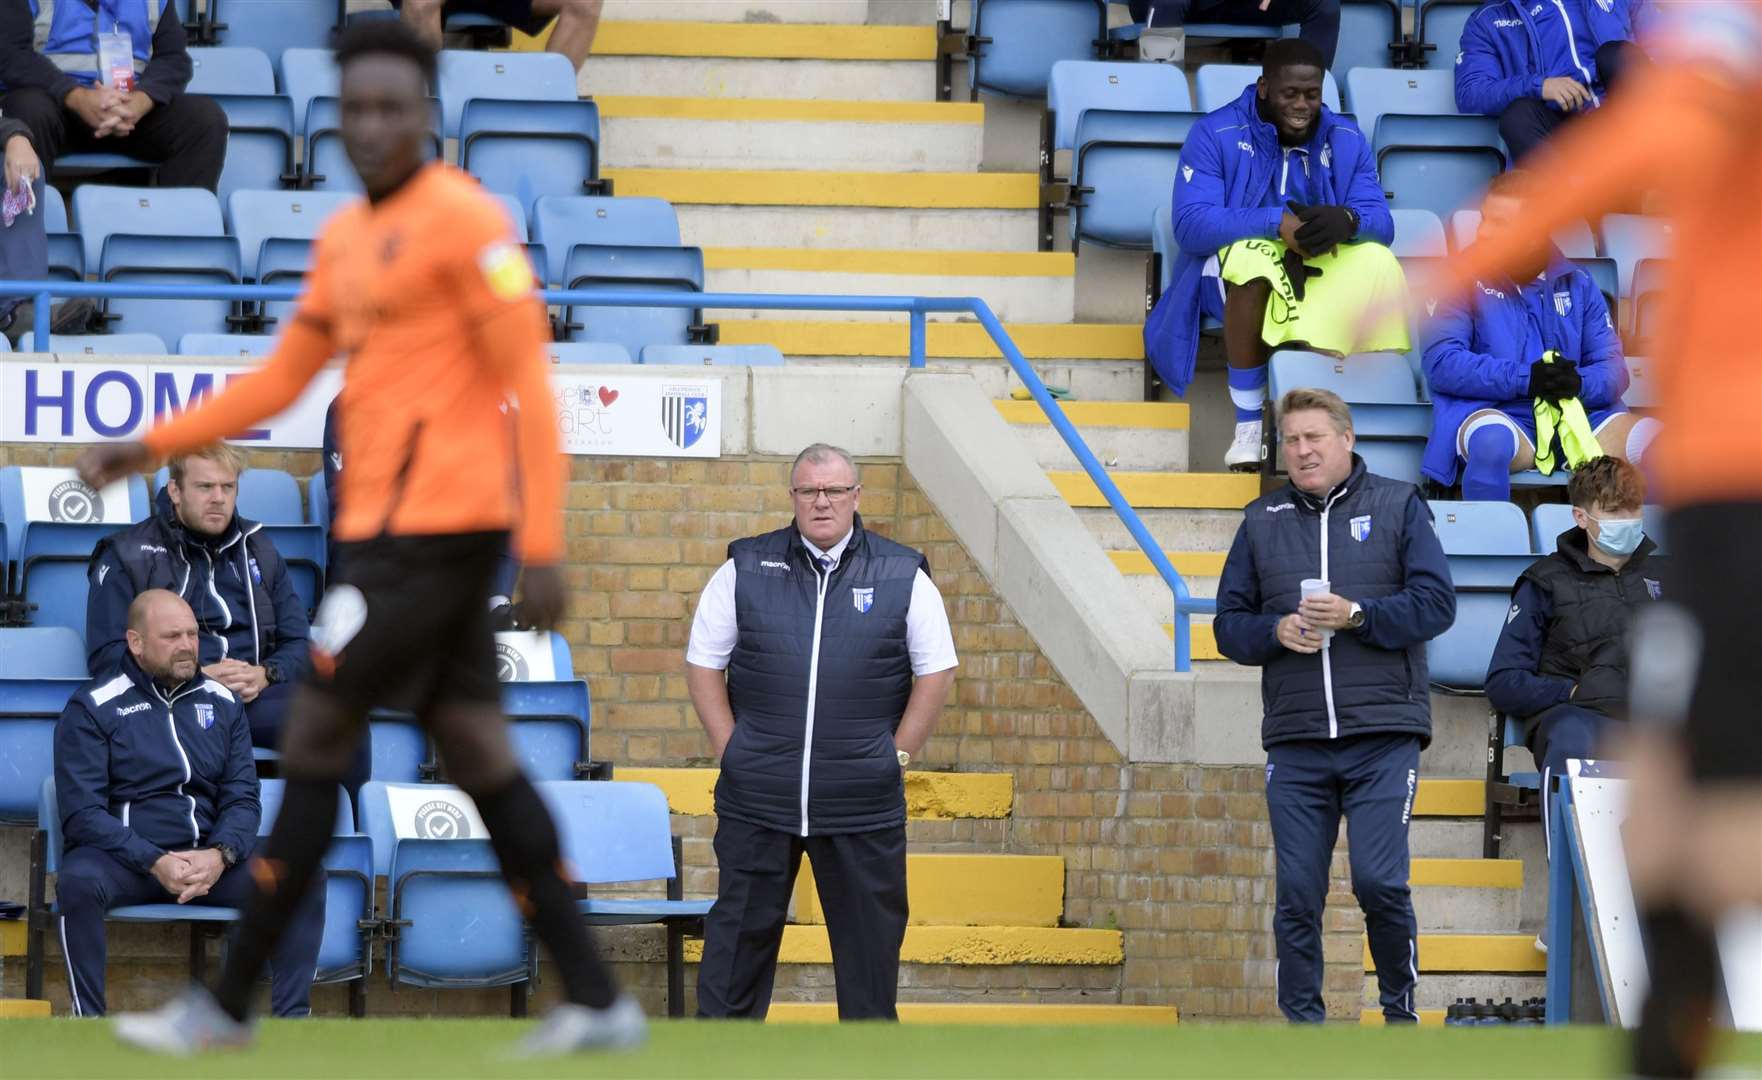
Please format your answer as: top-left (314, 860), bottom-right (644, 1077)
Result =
top-left (1215, 388), bottom-right (1456, 1023)
top-left (53, 590), bottom-right (322, 1017)
top-left (684, 443), bottom-right (958, 1020)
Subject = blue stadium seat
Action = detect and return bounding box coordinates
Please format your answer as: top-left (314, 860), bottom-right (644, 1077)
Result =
top-left (368, 718), bottom-right (428, 784)
top-left (387, 838), bottom-right (534, 1000)
top-left (1045, 61), bottom-right (1191, 156)
top-left (460, 99), bottom-right (603, 219)
top-left (42, 184), bottom-right (66, 233)
top-left (1417, 0), bottom-right (1479, 70)
top-left (45, 235), bottom-right (82, 282)
top-left (540, 781), bottom-right (712, 1017)
top-left (99, 234), bottom-right (244, 347)
top-left (641, 344), bottom-right (785, 366)
top-left (179, 333), bottom-right (276, 357)
top-left (1195, 64), bottom-right (1341, 113)
top-left (1528, 504), bottom-right (1669, 554)
top-left (1374, 114), bottom-right (1503, 221)
top-left (16, 333), bottom-right (167, 355)
top-left (306, 470), bottom-right (328, 526)
top-left (1390, 208), bottom-right (1447, 258)
top-left (303, 96), bottom-right (442, 192)
top-left (531, 196), bottom-right (682, 290)
top-left (500, 678), bottom-right (594, 783)
top-left (2, 467), bottom-right (149, 635)
top-left (967, 0), bottom-right (1107, 99)
top-left (278, 47), bottom-right (338, 138)
top-left (525, 242), bottom-right (552, 287)
top-left (258, 780), bottom-right (374, 1003)
top-left (0, 627), bottom-right (86, 824)
top-left (488, 193), bottom-right (528, 242)
top-left (239, 470), bottom-right (325, 610)
top-left (1268, 350), bottom-right (1428, 482)
top-left (1331, 0), bottom-right (1402, 79)
top-left (210, 0), bottom-right (335, 73)
top-left (1345, 67), bottom-right (1457, 142)
top-left (71, 186), bottom-right (225, 280)
top-left (1449, 210), bottom-right (1597, 259)
top-left (210, 94), bottom-right (298, 206)
top-left (437, 49), bottom-right (579, 139)
top-left (186, 46), bottom-right (276, 95)
top-left (227, 189), bottom-right (351, 280)
top-left (547, 342), bottom-right (636, 364)
top-left (1068, 109), bottom-right (1197, 249)
top-left (1427, 500), bottom-right (1533, 692)
top-left (1150, 203), bottom-right (1175, 300)
top-left (558, 244), bottom-right (707, 360)
top-left (1629, 259), bottom-right (1668, 342)
top-left (1570, 256), bottom-right (1620, 318)
top-left (1600, 214), bottom-right (1672, 297)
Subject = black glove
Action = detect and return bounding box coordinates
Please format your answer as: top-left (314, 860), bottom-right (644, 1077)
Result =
top-left (1527, 359), bottom-right (1583, 402)
top-left (1287, 201), bottom-right (1356, 256)
top-left (1281, 247), bottom-right (1323, 302)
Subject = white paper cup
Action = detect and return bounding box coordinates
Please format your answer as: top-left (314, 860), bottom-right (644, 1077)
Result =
top-left (1300, 578), bottom-right (1333, 642)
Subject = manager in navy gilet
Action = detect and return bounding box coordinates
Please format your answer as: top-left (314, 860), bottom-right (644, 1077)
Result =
top-left (685, 443), bottom-right (958, 1021)
top-left (1214, 388), bottom-right (1456, 1024)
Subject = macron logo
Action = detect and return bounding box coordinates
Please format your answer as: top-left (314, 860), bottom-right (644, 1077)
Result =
top-left (116, 702), bottom-right (152, 716)
top-left (1181, 165), bottom-right (1194, 183)
top-left (97, 563), bottom-right (110, 586)
top-left (1266, 502), bottom-right (1295, 514)
top-left (759, 560), bottom-right (790, 571)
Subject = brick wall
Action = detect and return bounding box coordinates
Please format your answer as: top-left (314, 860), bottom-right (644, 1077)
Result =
top-left (0, 444), bottom-right (1369, 1020)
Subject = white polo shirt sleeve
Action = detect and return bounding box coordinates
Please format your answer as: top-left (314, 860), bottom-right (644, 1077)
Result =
top-left (907, 569), bottom-right (959, 677)
top-left (685, 559), bottom-right (739, 670)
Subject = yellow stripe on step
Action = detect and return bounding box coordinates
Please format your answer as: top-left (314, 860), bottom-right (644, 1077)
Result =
top-left (614, 768), bottom-right (1014, 819)
top-left (1365, 934), bottom-right (1546, 974)
top-left (769, 1002), bottom-right (1179, 1025)
top-left (793, 853), bottom-right (1065, 928)
top-left (1412, 779), bottom-right (1486, 818)
top-left (1159, 623), bottom-right (1222, 662)
top-left (1360, 1009), bottom-right (1445, 1027)
top-left (994, 401), bottom-right (1188, 429)
top-left (596, 96), bottom-right (983, 124)
top-left (683, 924), bottom-right (1123, 966)
top-left (706, 249), bottom-right (1072, 277)
top-left (590, 21), bottom-right (938, 61)
top-left (716, 320), bottom-right (1144, 360)
top-left (601, 168), bottom-right (1039, 208)
top-left (1050, 471), bottom-right (1260, 509)
top-left (1111, 550), bottom-right (1226, 577)
top-left (1409, 857), bottom-right (1524, 889)
top-left (0, 999), bottom-right (51, 1019)
top-left (0, 920), bottom-right (25, 957)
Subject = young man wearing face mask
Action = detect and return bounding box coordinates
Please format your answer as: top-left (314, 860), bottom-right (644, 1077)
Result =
top-left (1485, 455), bottom-right (1664, 861)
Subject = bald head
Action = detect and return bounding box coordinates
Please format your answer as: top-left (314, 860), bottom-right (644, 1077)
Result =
top-left (127, 590), bottom-right (200, 685)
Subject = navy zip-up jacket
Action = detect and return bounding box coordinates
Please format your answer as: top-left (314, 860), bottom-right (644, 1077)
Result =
top-left (1455, 0), bottom-right (1647, 116)
top-left (1215, 456), bottom-right (1456, 749)
top-left (1145, 84), bottom-right (1392, 396)
top-left (54, 655), bottom-right (259, 875)
top-left (86, 488), bottom-right (310, 685)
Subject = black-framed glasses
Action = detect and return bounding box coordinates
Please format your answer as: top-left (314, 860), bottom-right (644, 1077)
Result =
top-left (790, 485), bottom-right (859, 502)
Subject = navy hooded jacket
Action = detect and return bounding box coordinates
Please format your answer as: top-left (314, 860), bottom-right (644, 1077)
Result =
top-left (54, 654), bottom-right (260, 874)
top-left (1455, 0), bottom-right (1647, 116)
top-left (1145, 84), bottom-right (1392, 396)
top-left (1214, 456), bottom-right (1456, 749)
top-left (86, 488), bottom-right (311, 686)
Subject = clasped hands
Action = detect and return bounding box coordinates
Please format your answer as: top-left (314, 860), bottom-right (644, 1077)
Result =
top-left (151, 847), bottom-right (226, 903)
top-left (1277, 201), bottom-right (1355, 301)
top-left (203, 659), bottom-right (268, 702)
top-left (65, 84), bottom-right (153, 139)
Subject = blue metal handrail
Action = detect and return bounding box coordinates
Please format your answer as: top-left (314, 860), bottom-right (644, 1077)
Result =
top-left (0, 279), bottom-right (1213, 669)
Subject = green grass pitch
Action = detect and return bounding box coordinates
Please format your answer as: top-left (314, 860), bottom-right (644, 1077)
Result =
top-left (5, 1019), bottom-right (1761, 1079)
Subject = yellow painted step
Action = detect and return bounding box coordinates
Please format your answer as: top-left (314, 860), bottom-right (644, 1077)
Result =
top-left (1160, 622), bottom-right (1223, 662)
top-left (994, 401), bottom-right (1188, 429)
top-left (792, 853), bottom-right (1064, 928)
top-left (1364, 934), bottom-right (1546, 974)
top-left (589, 21), bottom-right (937, 61)
top-left (601, 168), bottom-right (1039, 209)
top-left (707, 249), bottom-right (1071, 277)
top-left (614, 768), bottom-right (1013, 819)
top-left (1112, 550), bottom-right (1226, 578)
top-left (1360, 1009), bottom-right (1445, 1027)
top-left (1412, 779), bottom-right (1486, 818)
top-left (684, 924), bottom-right (1122, 966)
top-left (0, 920), bottom-right (24, 957)
top-left (1409, 857), bottom-right (1523, 890)
top-left (717, 320), bottom-right (1143, 361)
top-left (1050, 471), bottom-right (1260, 510)
top-left (596, 96), bottom-right (982, 124)
top-left (0, 999), bottom-right (52, 1019)
top-left (769, 1002), bottom-right (1179, 1025)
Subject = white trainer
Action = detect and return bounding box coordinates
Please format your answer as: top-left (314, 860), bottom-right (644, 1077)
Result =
top-left (1137, 26), bottom-right (1185, 64)
top-left (1225, 419), bottom-right (1263, 472)
top-left (112, 986), bottom-right (253, 1056)
top-left (513, 996), bottom-right (648, 1057)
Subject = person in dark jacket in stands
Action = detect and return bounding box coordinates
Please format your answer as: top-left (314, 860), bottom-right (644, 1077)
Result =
top-left (0, 0), bottom-right (228, 190)
top-left (1486, 456), bottom-right (1664, 853)
top-left (0, 108), bottom-right (94, 342)
top-left (684, 443), bottom-right (958, 1021)
top-left (1215, 388), bottom-right (1456, 1024)
top-left (53, 589), bottom-right (322, 1018)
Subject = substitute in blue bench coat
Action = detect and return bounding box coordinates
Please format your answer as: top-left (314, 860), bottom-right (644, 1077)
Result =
top-left (1214, 388), bottom-right (1455, 1023)
top-left (1486, 456), bottom-right (1665, 856)
top-left (54, 590), bottom-right (322, 1018)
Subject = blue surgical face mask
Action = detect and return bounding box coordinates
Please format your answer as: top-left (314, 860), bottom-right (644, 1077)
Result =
top-left (1589, 515), bottom-right (1644, 556)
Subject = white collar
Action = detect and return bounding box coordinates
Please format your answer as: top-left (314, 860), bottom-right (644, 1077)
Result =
top-left (801, 528), bottom-right (854, 569)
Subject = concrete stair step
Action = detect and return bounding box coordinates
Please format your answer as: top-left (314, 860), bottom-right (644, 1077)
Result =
top-left (615, 767), bottom-right (1013, 819)
top-left (1365, 933), bottom-right (1546, 974)
top-left (1422, 695), bottom-right (1500, 779)
top-left (683, 924), bottom-right (1123, 965)
top-left (994, 401), bottom-right (1190, 472)
top-left (600, 97), bottom-right (984, 172)
top-left (1367, 972), bottom-right (1546, 1013)
top-left (1411, 856), bottom-right (1523, 933)
top-left (599, 1), bottom-right (875, 24)
top-left (1410, 819), bottom-right (1486, 859)
top-left (1078, 506), bottom-right (1243, 552)
top-left (705, 249), bottom-right (1074, 324)
top-left (767, 1002), bottom-right (1179, 1025)
top-left (792, 853), bottom-right (1065, 927)
top-left (1049, 471), bottom-right (1260, 511)
top-left (1159, 622), bottom-right (1221, 661)
top-left (1115, 550), bottom-right (1222, 614)
top-left (580, 22), bottom-right (936, 101)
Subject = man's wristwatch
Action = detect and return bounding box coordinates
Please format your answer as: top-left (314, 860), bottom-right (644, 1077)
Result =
top-left (896, 749), bottom-right (911, 769)
top-left (212, 844), bottom-right (239, 869)
top-left (1346, 602), bottom-right (1366, 630)
top-left (263, 661), bottom-right (283, 686)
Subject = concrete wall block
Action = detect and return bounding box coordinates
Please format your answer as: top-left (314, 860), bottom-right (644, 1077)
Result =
top-left (676, 205), bottom-right (1035, 252)
top-left (1124, 670), bottom-right (1195, 763)
top-left (1190, 664), bottom-right (1267, 765)
top-left (581, 58), bottom-right (935, 102)
top-left (1012, 423), bottom-right (1189, 474)
top-left (706, 268), bottom-right (1073, 325)
top-left (748, 366), bottom-right (905, 457)
top-left (1080, 507), bottom-right (1245, 553)
top-left (606, 117), bottom-right (983, 173)
top-left (602, 0), bottom-right (871, 22)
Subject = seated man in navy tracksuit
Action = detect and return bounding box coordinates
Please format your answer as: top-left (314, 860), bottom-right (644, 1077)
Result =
top-left (1421, 174), bottom-right (1657, 501)
top-left (1215, 388), bottom-right (1456, 1023)
top-left (1486, 457), bottom-right (1664, 857)
top-left (1455, 0), bottom-right (1649, 162)
top-left (54, 589), bottom-right (322, 1017)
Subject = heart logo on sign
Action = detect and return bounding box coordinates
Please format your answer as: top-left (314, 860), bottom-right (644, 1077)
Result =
top-left (598, 387), bottom-right (619, 407)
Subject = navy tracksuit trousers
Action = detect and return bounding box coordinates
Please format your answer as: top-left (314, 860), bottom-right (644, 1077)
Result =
top-left (1266, 732), bottom-right (1421, 1023)
top-left (56, 845), bottom-right (324, 1018)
